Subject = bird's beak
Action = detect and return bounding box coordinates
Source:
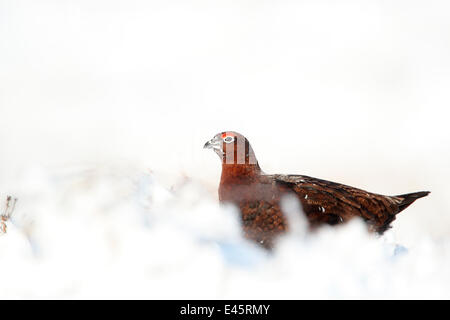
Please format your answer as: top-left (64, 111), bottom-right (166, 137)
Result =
top-left (203, 136), bottom-right (221, 150)
top-left (203, 140), bottom-right (212, 149)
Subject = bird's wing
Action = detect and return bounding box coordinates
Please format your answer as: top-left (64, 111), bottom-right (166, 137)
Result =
top-left (266, 174), bottom-right (401, 230)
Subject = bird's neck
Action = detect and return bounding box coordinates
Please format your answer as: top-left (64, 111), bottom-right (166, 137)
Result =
top-left (220, 163), bottom-right (262, 185)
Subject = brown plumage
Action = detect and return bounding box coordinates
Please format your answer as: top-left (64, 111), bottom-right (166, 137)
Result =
top-left (204, 131), bottom-right (430, 248)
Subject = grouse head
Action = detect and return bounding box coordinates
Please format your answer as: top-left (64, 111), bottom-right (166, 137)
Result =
top-left (204, 131), bottom-right (261, 177)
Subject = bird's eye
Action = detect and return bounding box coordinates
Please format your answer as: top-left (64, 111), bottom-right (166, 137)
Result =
top-left (223, 136), bottom-right (234, 143)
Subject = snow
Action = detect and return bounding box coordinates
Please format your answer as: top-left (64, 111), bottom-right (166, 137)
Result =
top-left (0, 165), bottom-right (449, 299)
top-left (1, 0), bottom-right (450, 299)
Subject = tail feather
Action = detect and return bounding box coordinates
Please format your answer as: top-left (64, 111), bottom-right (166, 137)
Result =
top-left (395, 191), bottom-right (430, 212)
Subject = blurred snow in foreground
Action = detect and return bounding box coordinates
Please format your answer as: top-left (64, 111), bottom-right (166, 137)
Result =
top-left (0, 165), bottom-right (449, 299)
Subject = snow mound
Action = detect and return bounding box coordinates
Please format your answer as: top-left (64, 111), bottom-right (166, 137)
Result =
top-left (0, 165), bottom-right (449, 299)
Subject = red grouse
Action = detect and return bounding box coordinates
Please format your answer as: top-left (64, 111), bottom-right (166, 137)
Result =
top-left (204, 131), bottom-right (430, 248)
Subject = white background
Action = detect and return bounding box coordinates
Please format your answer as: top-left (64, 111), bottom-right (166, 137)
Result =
top-left (1, 0), bottom-right (449, 298)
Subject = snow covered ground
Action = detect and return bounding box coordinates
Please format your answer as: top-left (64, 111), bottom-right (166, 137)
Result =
top-left (1, 0), bottom-right (450, 299)
top-left (0, 165), bottom-right (449, 299)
